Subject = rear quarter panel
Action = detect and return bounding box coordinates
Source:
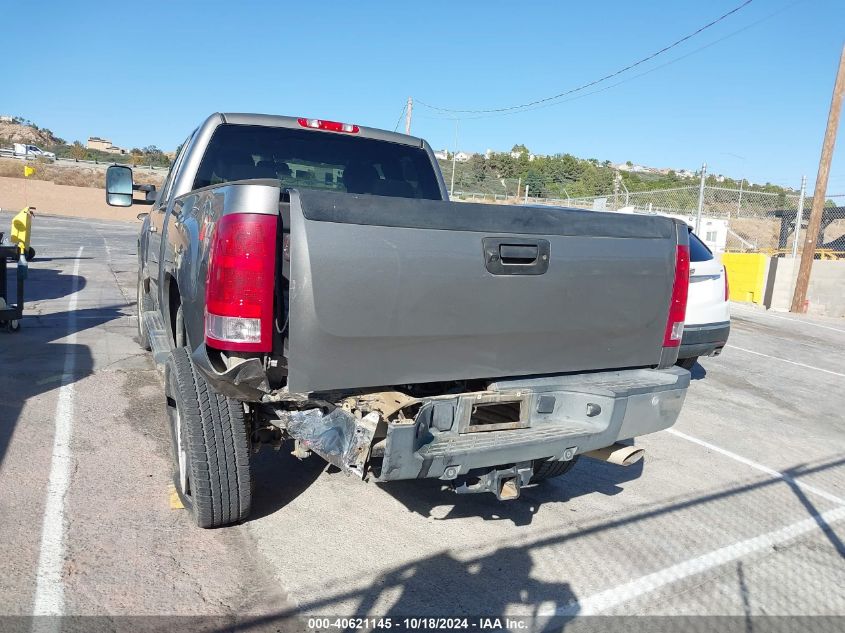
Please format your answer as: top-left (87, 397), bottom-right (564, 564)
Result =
top-left (161, 181), bottom-right (282, 352)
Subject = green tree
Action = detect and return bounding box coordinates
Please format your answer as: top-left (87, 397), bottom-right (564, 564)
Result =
top-left (524, 170), bottom-right (545, 197)
top-left (70, 141), bottom-right (87, 161)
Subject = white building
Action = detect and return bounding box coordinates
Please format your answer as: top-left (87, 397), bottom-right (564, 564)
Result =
top-left (616, 205), bottom-right (728, 253)
top-left (87, 136), bottom-right (126, 154)
top-left (454, 151), bottom-right (472, 163)
top-left (433, 149), bottom-right (449, 161)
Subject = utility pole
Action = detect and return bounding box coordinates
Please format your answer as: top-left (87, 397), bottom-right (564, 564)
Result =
top-left (524, 184), bottom-right (530, 204)
top-left (790, 175), bottom-right (807, 260)
top-left (405, 96), bottom-right (413, 135)
top-left (449, 119), bottom-right (458, 197)
top-left (695, 162), bottom-right (707, 234)
top-left (736, 177), bottom-right (744, 216)
top-left (791, 44), bottom-right (845, 313)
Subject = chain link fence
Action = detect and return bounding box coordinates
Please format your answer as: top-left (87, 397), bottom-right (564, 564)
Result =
top-left (558, 185), bottom-right (845, 260)
top-left (452, 181), bottom-right (845, 261)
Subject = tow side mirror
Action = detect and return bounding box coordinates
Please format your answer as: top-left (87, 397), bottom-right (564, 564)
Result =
top-left (106, 165), bottom-right (134, 207)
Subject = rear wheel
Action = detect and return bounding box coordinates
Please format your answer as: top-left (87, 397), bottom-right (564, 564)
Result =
top-left (677, 356), bottom-right (698, 371)
top-left (165, 347), bottom-right (252, 528)
top-left (25, 247), bottom-right (35, 262)
top-left (531, 456), bottom-right (579, 483)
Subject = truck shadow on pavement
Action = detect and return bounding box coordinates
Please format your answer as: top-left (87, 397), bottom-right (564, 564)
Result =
top-left (0, 302), bottom-right (126, 469)
top-left (377, 457), bottom-right (644, 527)
top-left (344, 546), bottom-right (579, 628)
top-left (688, 361), bottom-right (707, 380)
top-left (246, 449), bottom-right (644, 527)
top-left (222, 545), bottom-right (580, 632)
top-left (226, 435), bottom-right (594, 534)
top-left (222, 455), bottom-right (845, 631)
top-left (249, 449), bottom-right (328, 521)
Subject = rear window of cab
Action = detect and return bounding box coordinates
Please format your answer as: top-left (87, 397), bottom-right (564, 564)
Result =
top-left (193, 124), bottom-right (442, 200)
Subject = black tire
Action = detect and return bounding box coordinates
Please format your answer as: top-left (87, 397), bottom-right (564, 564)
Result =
top-left (25, 247), bottom-right (35, 262)
top-left (677, 356), bottom-right (697, 371)
top-left (165, 347), bottom-right (252, 528)
top-left (531, 456), bottom-right (579, 483)
top-left (136, 273), bottom-right (152, 351)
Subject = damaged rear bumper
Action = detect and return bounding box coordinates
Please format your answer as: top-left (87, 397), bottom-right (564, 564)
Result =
top-left (190, 343), bottom-right (689, 487)
top-left (277, 367), bottom-right (690, 484)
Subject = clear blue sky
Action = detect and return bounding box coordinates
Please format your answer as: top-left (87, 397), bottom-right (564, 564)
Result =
top-left (3, 0), bottom-right (844, 190)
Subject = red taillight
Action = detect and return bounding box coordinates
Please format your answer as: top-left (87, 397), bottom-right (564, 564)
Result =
top-left (663, 244), bottom-right (690, 347)
top-left (205, 213), bottom-right (277, 352)
top-left (723, 266), bottom-right (730, 301)
top-left (297, 117), bottom-right (359, 134)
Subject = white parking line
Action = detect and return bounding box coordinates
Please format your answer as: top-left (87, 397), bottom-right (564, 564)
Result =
top-left (31, 247), bottom-right (84, 618)
top-left (668, 428), bottom-right (845, 506)
top-left (731, 306), bottom-right (845, 334)
top-left (548, 504), bottom-right (845, 616)
top-left (541, 424), bottom-right (845, 616)
top-left (726, 344), bottom-right (845, 378)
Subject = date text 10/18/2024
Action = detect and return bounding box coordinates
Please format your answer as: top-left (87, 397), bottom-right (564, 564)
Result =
top-left (307, 618), bottom-right (530, 631)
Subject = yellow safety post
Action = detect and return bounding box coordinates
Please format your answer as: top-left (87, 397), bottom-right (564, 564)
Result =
top-left (10, 207), bottom-right (33, 255)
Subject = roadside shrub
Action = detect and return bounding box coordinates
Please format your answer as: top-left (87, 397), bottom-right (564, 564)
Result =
top-left (0, 157), bottom-right (165, 189)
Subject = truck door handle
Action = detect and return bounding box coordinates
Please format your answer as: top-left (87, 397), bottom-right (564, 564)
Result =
top-left (499, 244), bottom-right (539, 264)
top-left (482, 237), bottom-right (550, 276)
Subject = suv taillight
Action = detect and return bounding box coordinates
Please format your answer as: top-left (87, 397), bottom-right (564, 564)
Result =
top-left (663, 244), bottom-right (690, 347)
top-left (724, 266), bottom-right (730, 301)
top-left (205, 213), bottom-right (277, 352)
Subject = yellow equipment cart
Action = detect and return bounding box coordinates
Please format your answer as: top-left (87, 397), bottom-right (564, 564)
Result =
top-left (10, 206), bottom-right (36, 261)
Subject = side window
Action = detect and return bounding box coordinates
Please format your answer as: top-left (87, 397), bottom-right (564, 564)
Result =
top-left (158, 133), bottom-right (194, 207)
top-left (156, 165), bottom-right (178, 209)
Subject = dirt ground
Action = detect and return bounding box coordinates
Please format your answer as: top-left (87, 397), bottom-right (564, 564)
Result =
top-left (0, 176), bottom-right (140, 223)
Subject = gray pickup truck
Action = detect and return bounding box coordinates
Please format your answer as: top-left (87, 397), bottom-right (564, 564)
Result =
top-left (106, 113), bottom-right (691, 528)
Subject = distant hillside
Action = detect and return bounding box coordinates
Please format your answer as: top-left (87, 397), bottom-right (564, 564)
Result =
top-left (438, 146), bottom-right (793, 200)
top-left (0, 116), bottom-right (171, 168)
top-left (0, 119), bottom-right (63, 147)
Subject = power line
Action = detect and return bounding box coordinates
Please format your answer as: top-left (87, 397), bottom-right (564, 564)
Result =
top-left (417, 0), bottom-right (754, 115)
top-left (414, 0), bottom-right (800, 123)
top-left (392, 103), bottom-right (407, 132)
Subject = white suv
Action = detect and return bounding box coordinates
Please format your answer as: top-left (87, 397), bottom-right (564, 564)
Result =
top-left (677, 229), bottom-right (730, 370)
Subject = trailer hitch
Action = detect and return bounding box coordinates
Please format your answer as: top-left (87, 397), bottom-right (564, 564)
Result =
top-left (453, 461), bottom-right (534, 500)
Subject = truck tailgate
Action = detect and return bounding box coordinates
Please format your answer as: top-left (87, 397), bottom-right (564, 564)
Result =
top-left (286, 189), bottom-right (680, 393)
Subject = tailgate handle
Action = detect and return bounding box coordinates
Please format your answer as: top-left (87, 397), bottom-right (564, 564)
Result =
top-left (499, 244), bottom-right (539, 263)
top-left (483, 237), bottom-right (550, 276)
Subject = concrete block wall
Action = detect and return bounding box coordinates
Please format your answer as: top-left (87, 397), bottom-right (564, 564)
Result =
top-left (769, 257), bottom-right (845, 318)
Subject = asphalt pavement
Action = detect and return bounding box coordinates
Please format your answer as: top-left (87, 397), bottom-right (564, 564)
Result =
top-left (1, 213), bottom-right (843, 630)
